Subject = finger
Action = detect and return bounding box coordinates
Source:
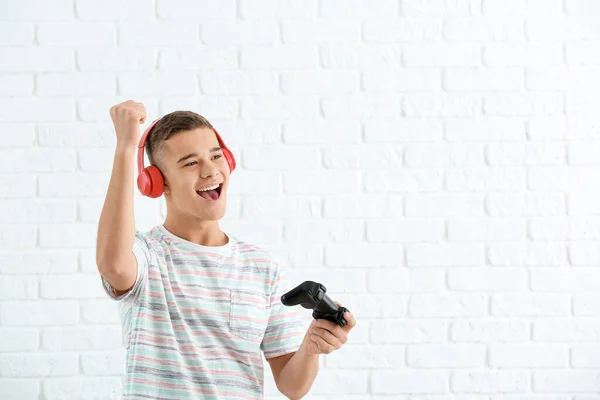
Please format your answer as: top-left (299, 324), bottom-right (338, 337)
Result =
top-left (311, 326), bottom-right (344, 348)
top-left (343, 311), bottom-right (357, 330)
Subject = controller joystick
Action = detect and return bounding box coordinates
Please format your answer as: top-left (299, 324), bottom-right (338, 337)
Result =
top-left (280, 281), bottom-right (349, 327)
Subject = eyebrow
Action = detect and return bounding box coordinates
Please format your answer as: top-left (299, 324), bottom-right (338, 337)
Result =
top-left (176, 147), bottom-right (222, 164)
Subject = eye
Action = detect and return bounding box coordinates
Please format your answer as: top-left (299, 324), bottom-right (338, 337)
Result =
top-left (212, 154), bottom-right (222, 160)
top-left (184, 161), bottom-right (197, 167)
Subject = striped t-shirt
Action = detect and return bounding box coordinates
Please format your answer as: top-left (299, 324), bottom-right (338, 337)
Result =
top-left (101, 224), bottom-right (305, 400)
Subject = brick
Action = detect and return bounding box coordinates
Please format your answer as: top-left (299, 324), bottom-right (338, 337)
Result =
top-left (0, 48), bottom-right (73, 72)
top-left (39, 173), bottom-right (110, 197)
top-left (406, 243), bottom-right (485, 267)
top-left (40, 274), bottom-right (106, 299)
top-left (241, 45), bottom-right (317, 69)
top-left (242, 145), bottom-right (320, 170)
top-left (402, 0), bottom-right (479, 16)
top-left (0, 379), bottom-right (40, 399)
top-left (446, 118), bottom-right (525, 142)
top-left (283, 171), bottom-right (360, 194)
top-left (156, 0), bottom-right (235, 19)
top-left (574, 295), bottom-right (600, 316)
top-left (527, 17), bottom-right (600, 40)
top-left (446, 168), bottom-right (525, 191)
top-left (325, 244), bottom-right (402, 268)
top-left (0, 0), bottom-right (73, 20)
top-left (0, 123), bottom-right (34, 147)
top-left (366, 219), bottom-right (444, 242)
top-left (366, 169), bottom-right (443, 193)
top-left (201, 71), bottom-right (277, 95)
top-left (241, 96), bottom-right (318, 119)
top-left (530, 267), bottom-right (600, 292)
top-left (0, 98), bottom-right (75, 122)
top-left (402, 93), bottom-right (482, 117)
top-left (323, 194), bottom-right (403, 218)
top-left (365, 119), bottom-right (442, 142)
top-left (570, 243), bottom-right (600, 265)
top-left (0, 276), bottom-right (38, 300)
top-left (158, 47), bottom-right (236, 71)
top-left (364, 19), bottom-right (440, 42)
top-left (42, 378), bottom-right (123, 400)
top-left (287, 268), bottom-right (366, 293)
top-left (451, 320), bottom-right (530, 342)
top-left (487, 143), bottom-right (565, 166)
top-left (489, 243), bottom-right (566, 266)
top-left (37, 73), bottom-right (115, 96)
top-left (202, 21), bottom-right (278, 45)
top-left (325, 344), bottom-right (405, 369)
top-left (528, 117), bottom-right (567, 140)
top-left (444, 17), bottom-right (524, 41)
top-left (370, 320), bottom-right (446, 343)
top-left (533, 371), bottom-right (600, 393)
top-left (403, 43), bottom-right (481, 66)
top-left (569, 143), bottom-right (600, 165)
top-left (444, 67), bottom-right (524, 91)
top-left (409, 294), bottom-right (487, 317)
top-left (571, 345), bottom-right (600, 367)
top-left (243, 195), bottom-right (321, 219)
top-left (448, 267), bottom-right (527, 291)
top-left (528, 167), bottom-right (600, 191)
top-left (284, 220), bottom-right (363, 243)
top-left (120, 22), bottom-right (199, 45)
top-left (484, 93), bottom-right (564, 116)
top-left (37, 23), bottom-right (115, 46)
top-left (363, 69), bottom-right (441, 92)
top-left (530, 217), bottom-right (600, 241)
top-left (483, 0), bottom-right (563, 15)
top-left (76, 0), bottom-right (153, 20)
top-left (566, 41), bottom-right (600, 64)
top-left (0, 149), bottom-right (76, 173)
top-left (0, 74), bottom-right (33, 96)
top-left (535, 319), bottom-right (600, 341)
top-left (81, 350), bottom-right (126, 375)
top-left (216, 220), bottom-right (282, 246)
top-left (323, 145), bottom-right (403, 169)
top-left (0, 353), bottom-right (78, 377)
top-left (448, 218), bottom-right (526, 241)
top-left (77, 48), bottom-right (155, 71)
top-left (528, 67), bottom-right (600, 90)
top-left (227, 171), bottom-right (280, 195)
top-left (568, 92), bottom-right (600, 115)
top-left (492, 294), bottom-right (570, 316)
top-left (38, 122), bottom-right (116, 147)
top-left (281, 71), bottom-right (359, 94)
top-left (0, 329), bottom-right (39, 352)
top-left (282, 21), bottom-right (360, 43)
top-left (484, 43), bottom-right (563, 66)
top-left (38, 223), bottom-right (97, 248)
top-left (371, 370), bottom-right (447, 394)
top-left (238, 0), bottom-right (317, 19)
top-left (320, 0), bottom-right (397, 17)
top-left (407, 344), bottom-right (486, 367)
top-left (284, 121), bottom-right (361, 143)
top-left (405, 144), bottom-right (484, 166)
top-left (452, 371), bottom-right (529, 393)
top-left (118, 72), bottom-right (197, 96)
top-left (405, 193), bottom-right (485, 217)
top-left (487, 193), bottom-right (565, 216)
top-left (0, 225), bottom-right (36, 249)
top-left (1, 301), bottom-right (79, 326)
top-left (367, 268), bottom-right (445, 293)
top-left (351, 45), bottom-right (403, 69)
top-left (308, 371), bottom-right (368, 395)
top-left (0, 199), bottom-right (76, 224)
top-left (0, 251), bottom-right (77, 274)
top-left (490, 344), bottom-right (568, 367)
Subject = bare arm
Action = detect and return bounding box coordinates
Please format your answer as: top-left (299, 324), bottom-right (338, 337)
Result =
top-left (96, 100), bottom-right (147, 293)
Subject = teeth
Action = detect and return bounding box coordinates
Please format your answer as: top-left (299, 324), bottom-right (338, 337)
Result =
top-left (196, 184), bottom-right (219, 192)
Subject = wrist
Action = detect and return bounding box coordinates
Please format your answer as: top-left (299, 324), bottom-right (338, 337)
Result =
top-left (115, 142), bottom-right (139, 155)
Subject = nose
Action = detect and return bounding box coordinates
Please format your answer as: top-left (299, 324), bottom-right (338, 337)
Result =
top-left (200, 161), bottom-right (219, 179)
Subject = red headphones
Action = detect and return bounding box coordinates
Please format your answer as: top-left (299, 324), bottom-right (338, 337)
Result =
top-left (136, 118), bottom-right (237, 198)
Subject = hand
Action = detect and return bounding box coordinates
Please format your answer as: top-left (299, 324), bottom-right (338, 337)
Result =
top-left (301, 302), bottom-right (356, 356)
top-left (109, 100), bottom-right (148, 147)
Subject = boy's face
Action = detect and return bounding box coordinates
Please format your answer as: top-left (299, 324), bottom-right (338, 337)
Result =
top-left (160, 127), bottom-right (230, 221)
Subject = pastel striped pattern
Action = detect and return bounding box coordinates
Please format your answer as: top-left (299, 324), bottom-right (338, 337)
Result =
top-left (102, 225), bottom-right (305, 399)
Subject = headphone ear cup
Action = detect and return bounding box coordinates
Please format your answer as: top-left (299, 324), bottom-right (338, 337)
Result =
top-left (223, 148), bottom-right (236, 172)
top-left (137, 165), bottom-right (164, 198)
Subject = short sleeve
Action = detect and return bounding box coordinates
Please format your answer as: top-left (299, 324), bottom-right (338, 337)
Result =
top-left (101, 231), bottom-right (152, 304)
top-left (261, 264), bottom-right (305, 359)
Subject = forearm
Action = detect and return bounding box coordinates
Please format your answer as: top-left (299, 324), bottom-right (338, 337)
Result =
top-left (276, 341), bottom-right (320, 400)
top-left (96, 144), bottom-right (137, 270)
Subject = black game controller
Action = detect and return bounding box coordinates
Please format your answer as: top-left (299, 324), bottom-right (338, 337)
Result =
top-left (281, 281), bottom-right (349, 327)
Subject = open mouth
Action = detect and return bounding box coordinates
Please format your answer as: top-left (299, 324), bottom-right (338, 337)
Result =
top-left (196, 183), bottom-right (222, 201)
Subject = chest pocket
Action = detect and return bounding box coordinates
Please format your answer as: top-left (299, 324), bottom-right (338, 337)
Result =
top-left (229, 289), bottom-right (268, 341)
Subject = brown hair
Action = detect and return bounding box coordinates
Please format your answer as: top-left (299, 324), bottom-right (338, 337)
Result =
top-left (146, 110), bottom-right (214, 169)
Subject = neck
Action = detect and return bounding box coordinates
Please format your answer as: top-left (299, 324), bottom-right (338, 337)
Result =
top-left (162, 214), bottom-right (228, 247)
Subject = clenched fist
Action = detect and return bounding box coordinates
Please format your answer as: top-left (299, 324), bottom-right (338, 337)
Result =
top-left (109, 100), bottom-right (148, 148)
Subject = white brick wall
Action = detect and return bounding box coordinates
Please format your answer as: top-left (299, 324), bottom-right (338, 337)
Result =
top-left (1, 0), bottom-right (599, 399)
